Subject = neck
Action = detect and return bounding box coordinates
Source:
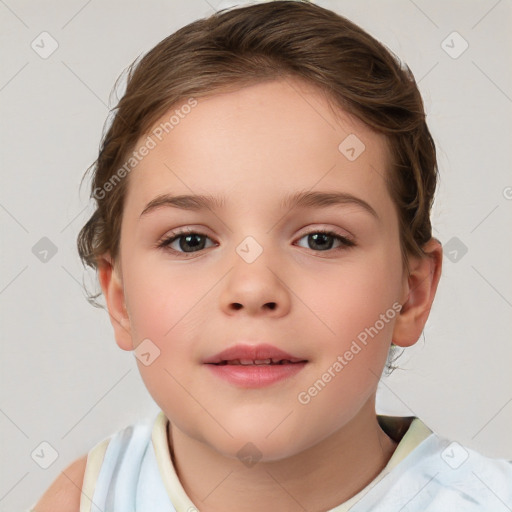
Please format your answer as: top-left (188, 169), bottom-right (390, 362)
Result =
top-left (169, 398), bottom-right (397, 512)
top-left (167, 397), bottom-right (398, 512)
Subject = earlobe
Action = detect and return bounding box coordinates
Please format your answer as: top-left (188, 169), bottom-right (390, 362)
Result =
top-left (392, 238), bottom-right (443, 348)
top-left (97, 254), bottom-right (133, 351)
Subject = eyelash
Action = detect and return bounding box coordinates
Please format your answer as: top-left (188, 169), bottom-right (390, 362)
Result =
top-left (156, 228), bottom-right (356, 258)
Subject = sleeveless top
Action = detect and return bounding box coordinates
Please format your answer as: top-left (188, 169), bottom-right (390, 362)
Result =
top-left (75, 411), bottom-right (512, 512)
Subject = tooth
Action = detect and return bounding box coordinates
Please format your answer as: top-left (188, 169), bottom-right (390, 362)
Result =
top-left (227, 359), bottom-right (241, 365)
top-left (239, 359), bottom-right (254, 365)
top-left (254, 359), bottom-right (272, 365)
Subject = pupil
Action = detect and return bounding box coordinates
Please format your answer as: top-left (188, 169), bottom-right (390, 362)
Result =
top-left (310, 233), bottom-right (333, 251)
top-left (180, 234), bottom-right (204, 252)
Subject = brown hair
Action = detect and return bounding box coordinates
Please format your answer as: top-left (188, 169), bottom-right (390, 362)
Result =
top-left (78, 0), bottom-right (437, 318)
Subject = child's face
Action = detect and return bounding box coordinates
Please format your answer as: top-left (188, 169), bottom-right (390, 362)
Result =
top-left (109, 78), bottom-right (410, 460)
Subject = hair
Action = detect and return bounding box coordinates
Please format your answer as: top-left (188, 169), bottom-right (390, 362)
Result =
top-left (77, 0), bottom-right (438, 371)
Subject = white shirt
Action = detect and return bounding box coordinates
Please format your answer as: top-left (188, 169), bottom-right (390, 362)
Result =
top-left (41, 410), bottom-right (512, 512)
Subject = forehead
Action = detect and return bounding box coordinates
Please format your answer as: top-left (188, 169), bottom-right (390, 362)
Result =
top-left (124, 78), bottom-right (393, 219)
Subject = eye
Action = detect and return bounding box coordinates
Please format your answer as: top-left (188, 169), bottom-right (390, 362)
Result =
top-left (157, 228), bottom-right (355, 257)
top-left (157, 229), bottom-right (216, 256)
top-left (295, 230), bottom-right (355, 252)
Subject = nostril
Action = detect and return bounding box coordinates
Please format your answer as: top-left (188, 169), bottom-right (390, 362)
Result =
top-left (230, 302), bottom-right (277, 311)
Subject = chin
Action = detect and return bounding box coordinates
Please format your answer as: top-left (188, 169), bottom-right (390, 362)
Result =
top-left (204, 424), bottom-right (316, 465)
top-left (212, 437), bottom-right (300, 465)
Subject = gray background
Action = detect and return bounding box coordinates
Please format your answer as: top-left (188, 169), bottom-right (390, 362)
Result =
top-left (1, 0), bottom-right (511, 510)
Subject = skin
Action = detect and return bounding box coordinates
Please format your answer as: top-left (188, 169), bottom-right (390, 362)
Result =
top-left (96, 78), bottom-right (442, 512)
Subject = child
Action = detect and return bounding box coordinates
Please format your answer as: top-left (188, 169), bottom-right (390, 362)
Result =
top-left (32, 1), bottom-right (512, 510)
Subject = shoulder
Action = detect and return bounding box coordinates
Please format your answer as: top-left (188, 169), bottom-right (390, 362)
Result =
top-left (32, 454), bottom-right (88, 512)
top-left (32, 412), bottom-right (164, 512)
top-left (401, 435), bottom-right (512, 506)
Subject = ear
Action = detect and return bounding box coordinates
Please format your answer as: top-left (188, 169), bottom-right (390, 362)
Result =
top-left (97, 254), bottom-right (133, 351)
top-left (392, 238), bottom-right (443, 348)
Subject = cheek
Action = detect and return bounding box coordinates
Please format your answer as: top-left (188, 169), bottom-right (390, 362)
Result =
top-left (293, 249), bottom-right (403, 349)
top-left (124, 258), bottom-right (209, 342)
top-left (122, 259), bottom-right (218, 396)
top-left (294, 262), bottom-right (400, 431)
top-left (122, 260), bottom-right (211, 420)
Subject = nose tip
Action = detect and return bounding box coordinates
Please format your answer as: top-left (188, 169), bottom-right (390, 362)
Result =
top-left (220, 254), bottom-right (290, 316)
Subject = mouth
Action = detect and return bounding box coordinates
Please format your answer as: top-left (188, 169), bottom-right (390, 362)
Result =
top-left (203, 343), bottom-right (307, 365)
top-left (204, 344), bottom-right (308, 387)
top-left (212, 358), bottom-right (305, 366)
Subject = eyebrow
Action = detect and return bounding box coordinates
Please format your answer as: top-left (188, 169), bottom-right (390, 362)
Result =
top-left (282, 190), bottom-right (378, 218)
top-left (140, 193), bottom-right (226, 218)
top-left (139, 191), bottom-right (378, 219)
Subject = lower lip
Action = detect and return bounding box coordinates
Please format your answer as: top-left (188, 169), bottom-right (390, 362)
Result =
top-left (205, 362), bottom-right (307, 388)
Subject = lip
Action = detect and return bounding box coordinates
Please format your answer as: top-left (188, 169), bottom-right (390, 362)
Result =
top-left (203, 343), bottom-right (305, 364)
top-left (203, 343), bottom-right (308, 388)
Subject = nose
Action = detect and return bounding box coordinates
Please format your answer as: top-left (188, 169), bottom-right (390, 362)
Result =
top-left (219, 246), bottom-right (291, 317)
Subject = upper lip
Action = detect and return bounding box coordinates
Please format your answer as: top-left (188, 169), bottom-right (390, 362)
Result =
top-left (203, 343), bottom-right (307, 364)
